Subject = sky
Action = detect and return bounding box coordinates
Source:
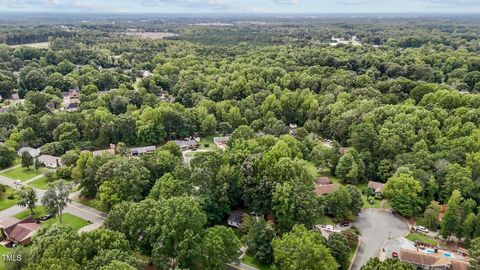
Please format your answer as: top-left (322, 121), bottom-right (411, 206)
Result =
top-left (1, 0), bottom-right (480, 14)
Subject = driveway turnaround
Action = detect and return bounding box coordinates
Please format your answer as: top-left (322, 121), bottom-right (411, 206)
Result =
top-left (350, 208), bottom-right (409, 270)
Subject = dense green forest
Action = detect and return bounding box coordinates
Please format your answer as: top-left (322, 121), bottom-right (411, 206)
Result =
top-left (2, 15), bottom-right (480, 269)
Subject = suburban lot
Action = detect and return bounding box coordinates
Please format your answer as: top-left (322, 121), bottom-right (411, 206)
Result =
top-left (350, 209), bottom-right (409, 270)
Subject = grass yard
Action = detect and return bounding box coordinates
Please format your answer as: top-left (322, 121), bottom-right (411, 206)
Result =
top-left (14, 206), bottom-right (89, 231)
top-left (1, 167), bottom-right (46, 181)
top-left (317, 170), bottom-right (341, 184)
top-left (362, 196), bottom-right (382, 209)
top-left (406, 232), bottom-right (439, 246)
top-left (0, 188), bottom-right (18, 211)
top-left (242, 255), bottom-right (273, 270)
top-left (0, 245), bottom-right (12, 270)
top-left (316, 215), bottom-right (334, 225)
top-left (347, 240), bottom-right (359, 269)
top-left (198, 134), bottom-right (218, 150)
top-left (28, 177), bottom-right (51, 190)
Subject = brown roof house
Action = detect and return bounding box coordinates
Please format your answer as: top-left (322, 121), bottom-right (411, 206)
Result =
top-left (0, 217), bottom-right (39, 245)
top-left (399, 249), bottom-right (470, 270)
top-left (315, 177), bottom-right (332, 186)
top-left (367, 181), bottom-right (385, 195)
top-left (315, 184), bottom-right (340, 196)
top-left (213, 136), bottom-right (229, 149)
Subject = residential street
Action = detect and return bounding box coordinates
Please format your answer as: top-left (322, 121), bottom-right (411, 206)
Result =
top-left (0, 172), bottom-right (106, 227)
top-left (350, 209), bottom-right (409, 270)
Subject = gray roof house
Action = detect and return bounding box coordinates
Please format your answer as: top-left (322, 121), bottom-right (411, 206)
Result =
top-left (173, 140), bottom-right (198, 151)
top-left (17, 147), bottom-right (40, 158)
top-left (37, 155), bottom-right (62, 168)
top-left (130, 145), bottom-right (156, 156)
top-left (227, 209), bottom-right (249, 228)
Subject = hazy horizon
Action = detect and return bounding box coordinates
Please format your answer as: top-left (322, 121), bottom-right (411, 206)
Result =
top-left (2, 0), bottom-right (480, 14)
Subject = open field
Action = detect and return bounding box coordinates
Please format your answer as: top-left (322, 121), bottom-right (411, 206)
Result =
top-left (125, 32), bottom-right (178, 39)
top-left (0, 245), bottom-right (12, 270)
top-left (14, 206), bottom-right (89, 231)
top-left (9, 42), bottom-right (49, 49)
top-left (1, 167), bottom-right (46, 181)
top-left (0, 188), bottom-right (18, 211)
top-left (29, 177), bottom-right (50, 190)
top-left (406, 232), bottom-right (439, 246)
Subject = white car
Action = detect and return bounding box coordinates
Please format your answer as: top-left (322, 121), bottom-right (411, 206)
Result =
top-left (416, 226), bottom-right (429, 233)
top-left (13, 180), bottom-right (23, 186)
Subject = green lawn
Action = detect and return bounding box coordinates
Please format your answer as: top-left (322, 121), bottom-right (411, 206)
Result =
top-left (242, 255), bottom-right (273, 270)
top-left (316, 215), bottom-right (334, 225)
top-left (28, 177), bottom-right (51, 190)
top-left (406, 232), bottom-right (439, 246)
top-left (362, 196), bottom-right (383, 209)
top-left (1, 167), bottom-right (46, 181)
top-left (14, 206), bottom-right (89, 231)
top-left (347, 240), bottom-right (359, 269)
top-left (198, 134), bottom-right (219, 150)
top-left (0, 188), bottom-right (18, 211)
top-left (0, 245), bottom-right (12, 270)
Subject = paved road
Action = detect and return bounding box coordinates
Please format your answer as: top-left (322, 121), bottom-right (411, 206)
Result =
top-left (350, 209), bottom-right (409, 270)
top-left (0, 173), bottom-right (106, 226)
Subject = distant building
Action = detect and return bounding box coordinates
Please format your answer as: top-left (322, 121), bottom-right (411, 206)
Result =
top-left (173, 140), bottom-right (198, 151)
top-left (17, 147), bottom-right (40, 158)
top-left (227, 209), bottom-right (249, 228)
top-left (92, 148), bottom-right (116, 157)
top-left (10, 93), bottom-right (19, 101)
top-left (330, 35), bottom-right (362, 46)
top-left (0, 216), bottom-right (40, 245)
top-left (315, 177), bottom-right (332, 186)
top-left (339, 147), bottom-right (350, 155)
top-left (315, 184), bottom-right (340, 196)
top-left (367, 181), bottom-right (385, 196)
top-left (213, 136), bottom-right (229, 148)
top-left (130, 145), bottom-right (156, 157)
top-left (399, 248), bottom-right (469, 270)
top-left (37, 155), bottom-right (62, 168)
top-left (65, 102), bottom-right (79, 111)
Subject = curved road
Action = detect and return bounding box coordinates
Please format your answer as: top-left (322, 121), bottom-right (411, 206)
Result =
top-left (350, 209), bottom-right (409, 270)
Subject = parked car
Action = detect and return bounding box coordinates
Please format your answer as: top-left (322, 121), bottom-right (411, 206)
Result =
top-left (368, 198), bottom-right (375, 205)
top-left (325, 225), bottom-right (335, 232)
top-left (416, 226), bottom-right (429, 233)
top-left (40, 214), bottom-right (54, 221)
top-left (13, 180), bottom-right (22, 185)
top-left (392, 251), bottom-right (398, 258)
top-left (340, 222), bottom-right (350, 227)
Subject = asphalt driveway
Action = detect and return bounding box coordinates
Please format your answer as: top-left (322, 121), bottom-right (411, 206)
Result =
top-left (350, 209), bottom-right (409, 270)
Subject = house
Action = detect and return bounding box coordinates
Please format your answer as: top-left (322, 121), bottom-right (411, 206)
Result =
top-left (37, 155), bottom-right (62, 168)
top-left (92, 148), bottom-right (115, 157)
top-left (399, 249), bottom-right (470, 270)
top-left (10, 93), bottom-right (19, 101)
top-left (315, 177), bottom-right (332, 186)
top-left (0, 216), bottom-right (40, 245)
top-left (17, 147), bottom-right (40, 158)
top-left (173, 140), bottom-right (198, 151)
top-left (47, 102), bottom-right (56, 111)
top-left (330, 35), bottom-right (362, 46)
top-left (213, 136), bottom-right (229, 148)
top-left (65, 102), bottom-right (79, 111)
top-left (367, 181), bottom-right (385, 196)
top-left (227, 209), bottom-right (249, 228)
top-left (315, 184), bottom-right (340, 196)
top-left (339, 147), bottom-right (350, 155)
top-left (130, 145), bottom-right (156, 157)
top-left (62, 89), bottom-right (80, 104)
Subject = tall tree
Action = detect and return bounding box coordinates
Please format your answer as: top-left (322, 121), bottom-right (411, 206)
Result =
top-left (21, 151), bottom-right (33, 170)
top-left (272, 225), bottom-right (336, 270)
top-left (16, 186), bottom-right (37, 215)
top-left (383, 171), bottom-right (423, 217)
top-left (41, 180), bottom-right (72, 223)
top-left (440, 190), bottom-right (463, 241)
